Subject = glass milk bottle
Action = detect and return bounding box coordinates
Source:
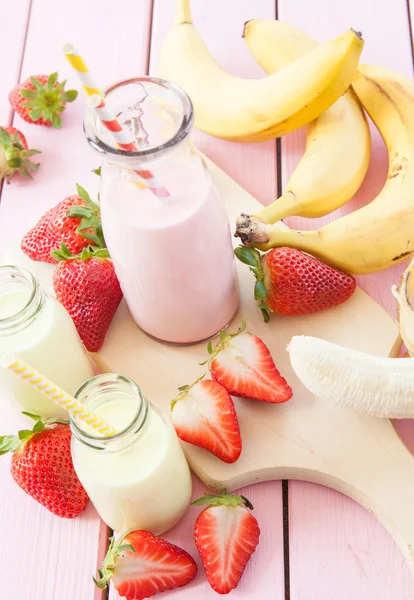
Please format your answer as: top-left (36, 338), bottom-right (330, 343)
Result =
top-left (0, 265), bottom-right (94, 418)
top-left (84, 77), bottom-right (239, 344)
top-left (70, 373), bottom-right (192, 534)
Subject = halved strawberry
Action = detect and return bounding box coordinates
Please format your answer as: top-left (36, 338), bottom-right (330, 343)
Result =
top-left (171, 376), bottom-right (242, 463)
top-left (193, 490), bottom-right (260, 594)
top-left (205, 322), bottom-right (293, 403)
top-left (94, 529), bottom-right (197, 600)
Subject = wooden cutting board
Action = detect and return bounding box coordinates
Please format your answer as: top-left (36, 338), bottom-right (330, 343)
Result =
top-left (6, 158), bottom-right (414, 572)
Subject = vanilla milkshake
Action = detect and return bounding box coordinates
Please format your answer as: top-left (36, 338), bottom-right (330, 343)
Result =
top-left (84, 77), bottom-right (239, 344)
top-left (71, 374), bottom-right (192, 533)
top-left (0, 265), bottom-right (94, 418)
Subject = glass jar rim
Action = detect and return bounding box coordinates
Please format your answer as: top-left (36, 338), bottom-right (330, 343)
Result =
top-left (83, 76), bottom-right (194, 163)
top-left (0, 265), bottom-right (43, 332)
top-left (71, 373), bottom-right (149, 448)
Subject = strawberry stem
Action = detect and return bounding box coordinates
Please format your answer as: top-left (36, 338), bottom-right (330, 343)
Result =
top-left (234, 246), bottom-right (272, 323)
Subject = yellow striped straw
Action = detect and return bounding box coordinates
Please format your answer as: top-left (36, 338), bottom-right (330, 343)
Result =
top-left (63, 43), bottom-right (102, 97)
top-left (1, 353), bottom-right (116, 436)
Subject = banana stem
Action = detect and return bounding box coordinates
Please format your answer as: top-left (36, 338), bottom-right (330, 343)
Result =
top-left (254, 191), bottom-right (299, 224)
top-left (234, 214), bottom-right (317, 252)
top-left (174, 0), bottom-right (192, 25)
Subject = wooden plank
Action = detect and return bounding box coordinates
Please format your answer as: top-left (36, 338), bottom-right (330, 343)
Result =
top-left (149, 0), bottom-right (278, 206)
top-left (0, 0), bottom-right (153, 598)
top-left (110, 476), bottom-right (285, 600)
top-left (0, 0), bottom-right (31, 125)
top-left (277, 0), bottom-right (414, 597)
top-left (111, 2), bottom-right (283, 599)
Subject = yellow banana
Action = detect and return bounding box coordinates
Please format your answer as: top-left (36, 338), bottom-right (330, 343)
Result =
top-left (242, 19), bottom-right (370, 221)
top-left (235, 65), bottom-right (414, 275)
top-left (158, 0), bottom-right (364, 142)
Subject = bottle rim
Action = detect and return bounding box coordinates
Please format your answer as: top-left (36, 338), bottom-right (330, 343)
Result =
top-left (0, 265), bottom-right (44, 334)
top-left (83, 76), bottom-right (194, 164)
top-left (71, 373), bottom-right (149, 451)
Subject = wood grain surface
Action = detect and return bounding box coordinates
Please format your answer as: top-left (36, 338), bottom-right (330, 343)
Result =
top-left (1, 0), bottom-right (414, 598)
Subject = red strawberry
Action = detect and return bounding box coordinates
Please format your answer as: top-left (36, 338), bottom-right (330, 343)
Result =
top-left (205, 323), bottom-right (292, 404)
top-left (193, 490), bottom-right (260, 594)
top-left (0, 413), bottom-right (89, 518)
top-left (0, 126), bottom-right (40, 183)
top-left (171, 376), bottom-right (242, 463)
top-left (9, 73), bottom-right (77, 128)
top-left (52, 247), bottom-right (123, 351)
top-left (21, 185), bottom-right (103, 263)
top-left (235, 246), bottom-right (356, 321)
top-left (94, 529), bottom-right (197, 600)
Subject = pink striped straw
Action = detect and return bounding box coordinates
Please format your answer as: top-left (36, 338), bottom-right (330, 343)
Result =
top-left (88, 94), bottom-right (170, 198)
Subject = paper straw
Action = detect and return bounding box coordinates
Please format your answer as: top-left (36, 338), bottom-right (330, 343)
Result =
top-left (88, 94), bottom-right (170, 197)
top-left (1, 353), bottom-right (116, 437)
top-left (63, 43), bottom-right (102, 97)
top-left (63, 43), bottom-right (170, 198)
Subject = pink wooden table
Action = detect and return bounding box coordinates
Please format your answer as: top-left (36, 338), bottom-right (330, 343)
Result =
top-left (1, 1), bottom-right (414, 598)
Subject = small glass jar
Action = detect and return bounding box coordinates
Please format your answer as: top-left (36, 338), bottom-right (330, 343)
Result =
top-left (70, 373), bottom-right (192, 534)
top-left (84, 77), bottom-right (239, 345)
top-left (0, 265), bottom-right (94, 418)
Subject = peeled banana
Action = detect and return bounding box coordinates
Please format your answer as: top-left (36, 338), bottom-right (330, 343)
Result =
top-left (158, 0), bottom-right (364, 142)
top-left (392, 255), bottom-right (414, 356)
top-left (243, 19), bottom-right (370, 221)
top-left (236, 65), bottom-right (414, 274)
top-left (288, 335), bottom-right (414, 418)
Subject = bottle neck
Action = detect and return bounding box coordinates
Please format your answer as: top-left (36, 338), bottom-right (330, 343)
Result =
top-left (71, 374), bottom-right (150, 452)
top-left (0, 265), bottom-right (45, 335)
top-left (84, 76), bottom-right (194, 168)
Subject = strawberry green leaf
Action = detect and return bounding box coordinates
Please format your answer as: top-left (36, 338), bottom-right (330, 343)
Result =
top-left (92, 166), bottom-right (101, 176)
top-left (254, 280), bottom-right (267, 301)
top-left (52, 114), bottom-right (62, 128)
top-left (24, 149), bottom-right (41, 157)
top-left (47, 72), bottom-right (58, 89)
top-left (192, 490), bottom-right (254, 509)
top-left (234, 246), bottom-right (261, 267)
top-left (20, 89), bottom-right (37, 99)
top-left (0, 435), bottom-right (20, 455)
top-left (29, 108), bottom-right (42, 122)
top-left (61, 90), bottom-right (78, 103)
top-left (33, 420), bottom-right (45, 434)
top-left (30, 76), bottom-right (45, 93)
top-left (21, 411), bottom-right (42, 421)
top-left (18, 429), bottom-right (34, 440)
top-left (76, 184), bottom-right (96, 209)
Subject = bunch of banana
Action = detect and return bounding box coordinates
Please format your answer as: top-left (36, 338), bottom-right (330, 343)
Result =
top-left (287, 335), bottom-right (414, 419)
top-left (243, 20), bottom-right (370, 221)
top-left (158, 0), bottom-right (364, 142)
top-left (236, 64), bottom-right (414, 275)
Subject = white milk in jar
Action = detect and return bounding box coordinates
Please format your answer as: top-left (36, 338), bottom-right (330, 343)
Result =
top-left (70, 374), bottom-right (192, 534)
top-left (0, 266), bottom-right (94, 418)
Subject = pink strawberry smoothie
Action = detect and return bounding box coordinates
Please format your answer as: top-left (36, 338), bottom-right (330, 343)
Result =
top-left (100, 157), bottom-right (239, 344)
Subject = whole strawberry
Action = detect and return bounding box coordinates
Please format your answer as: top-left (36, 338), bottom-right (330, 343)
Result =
top-left (94, 529), bottom-right (197, 599)
top-left (52, 246), bottom-right (123, 351)
top-left (0, 126), bottom-right (40, 183)
top-left (193, 490), bottom-right (260, 594)
top-left (235, 246), bottom-right (356, 321)
top-left (9, 73), bottom-right (77, 128)
top-left (0, 412), bottom-right (89, 518)
top-left (21, 185), bottom-right (103, 263)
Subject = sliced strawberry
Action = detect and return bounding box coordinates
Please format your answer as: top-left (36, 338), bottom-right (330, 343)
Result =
top-left (193, 491), bottom-right (260, 594)
top-left (171, 376), bottom-right (242, 463)
top-left (94, 529), bottom-right (197, 600)
top-left (205, 323), bottom-right (293, 403)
